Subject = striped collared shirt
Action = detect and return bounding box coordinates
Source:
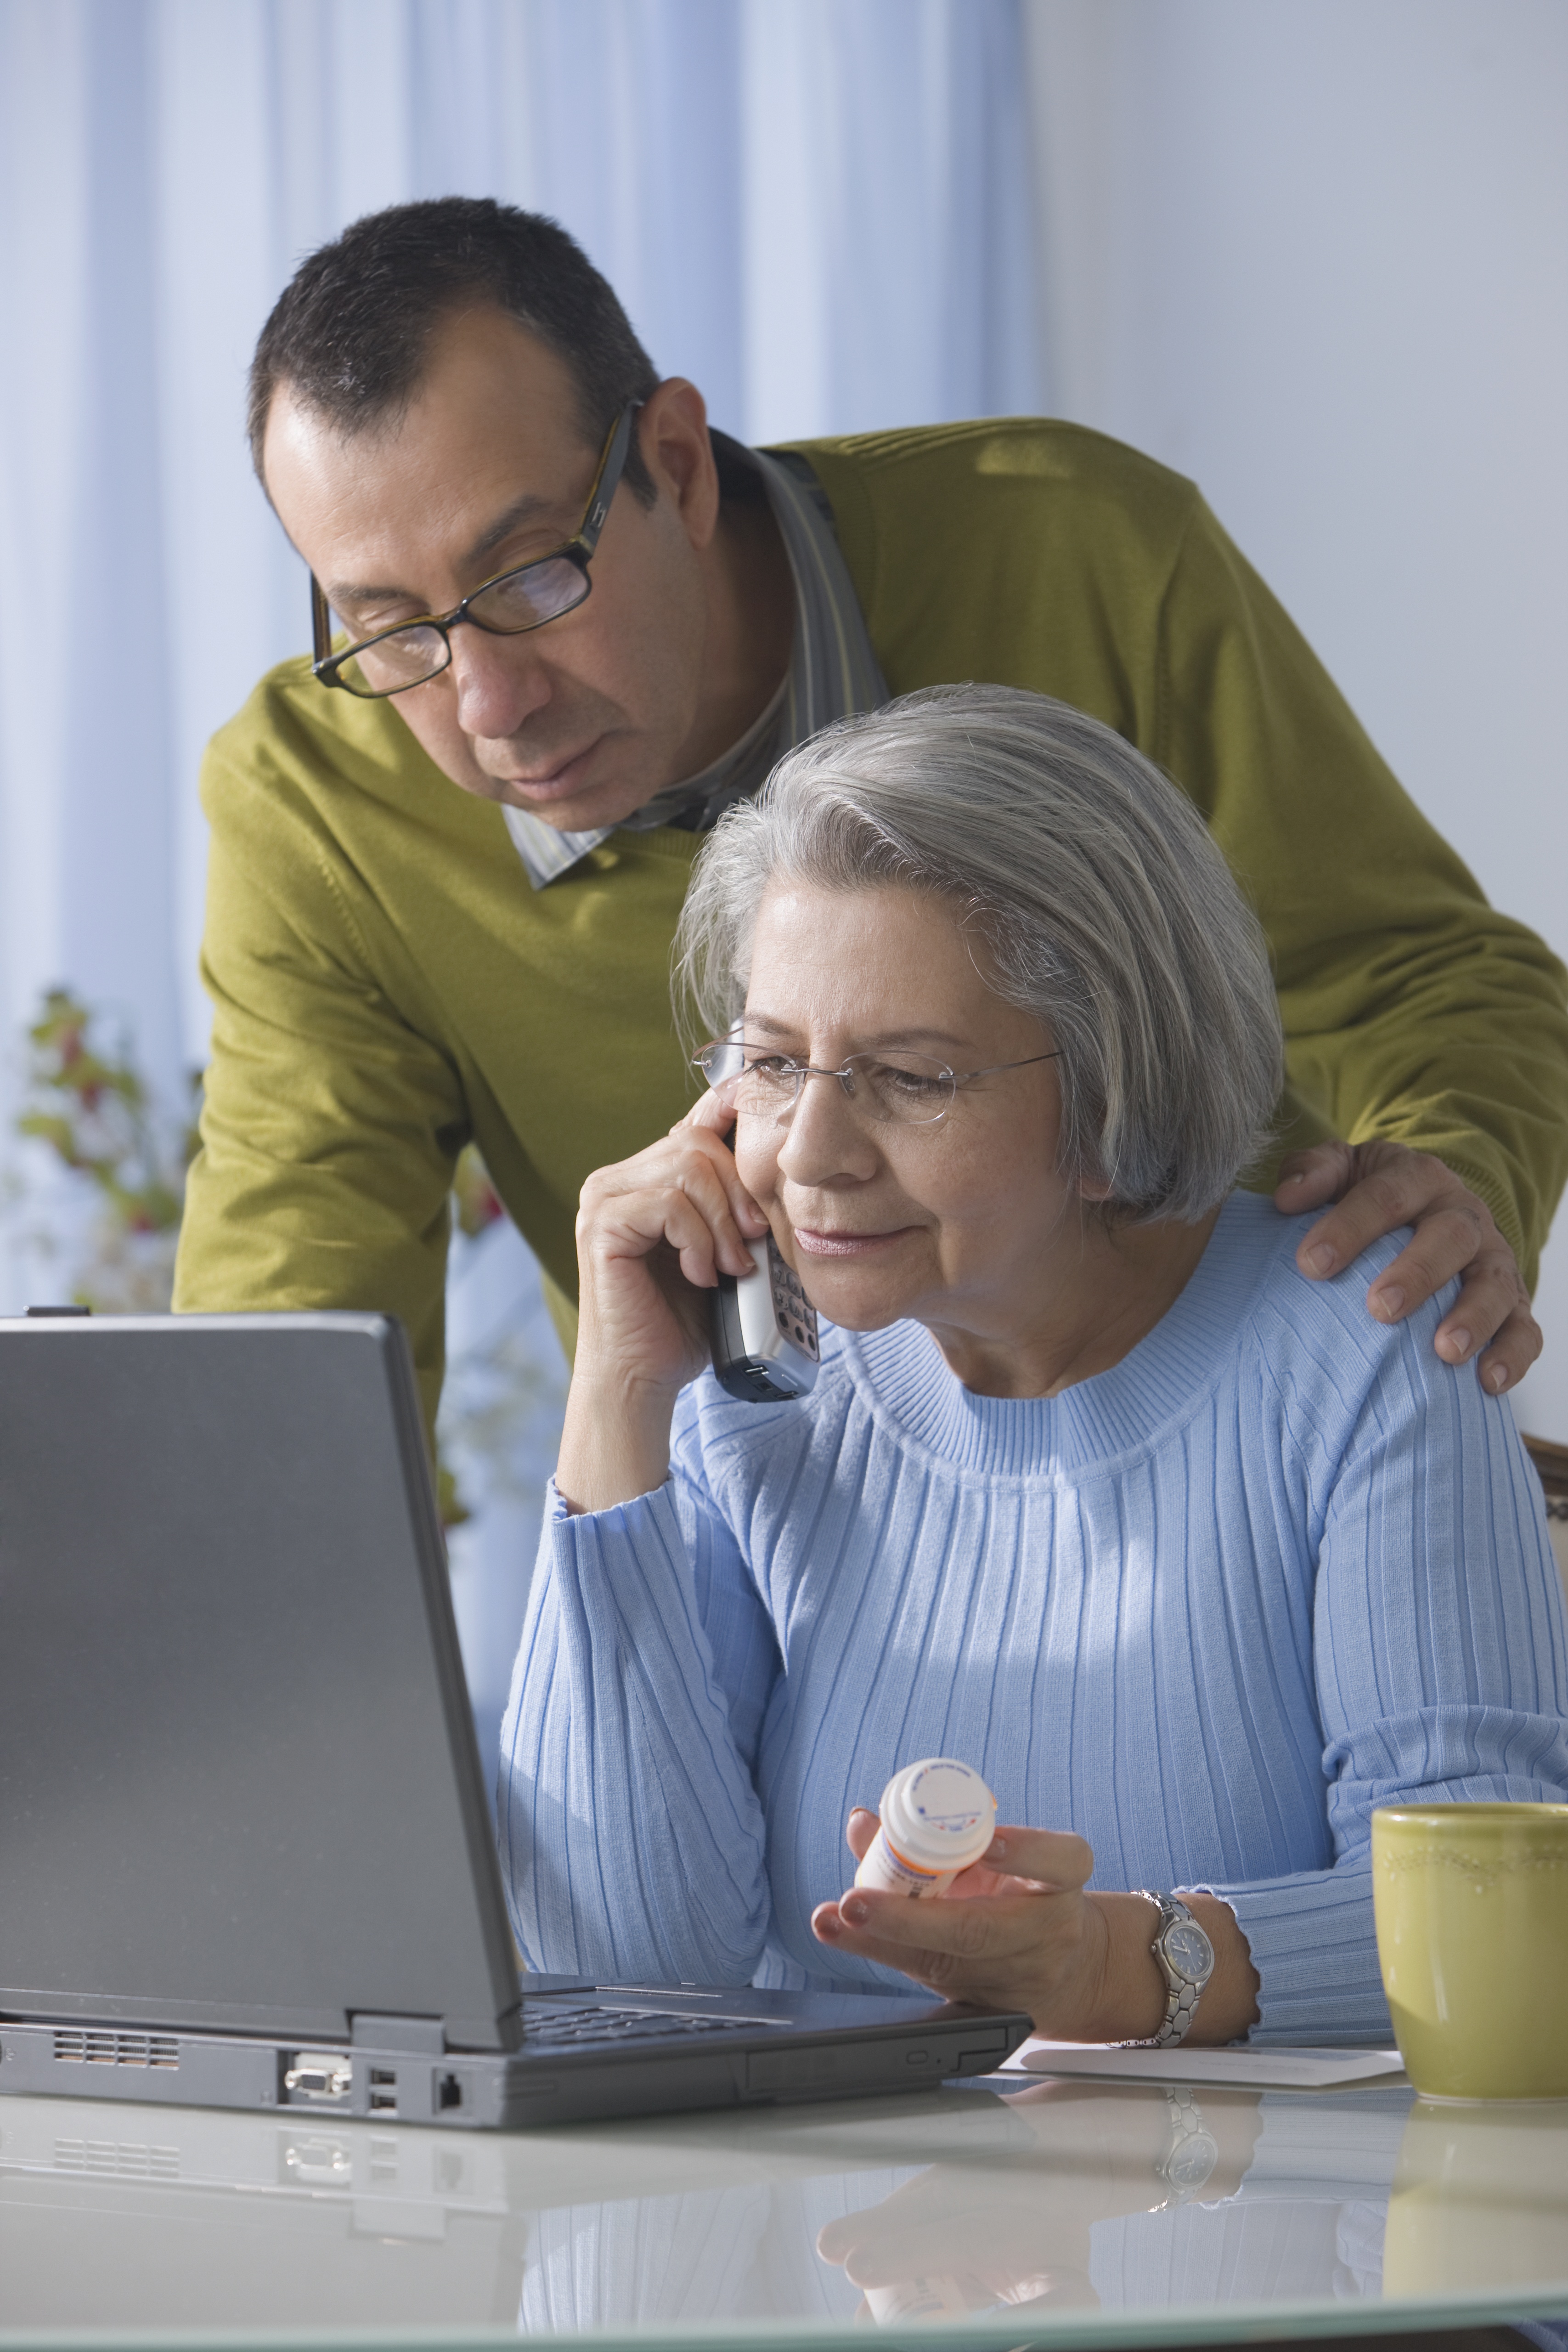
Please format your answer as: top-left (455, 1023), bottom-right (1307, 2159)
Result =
top-left (501, 437), bottom-right (888, 890)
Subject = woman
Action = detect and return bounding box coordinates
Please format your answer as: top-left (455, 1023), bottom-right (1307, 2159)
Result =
top-left (499, 685), bottom-right (1568, 2045)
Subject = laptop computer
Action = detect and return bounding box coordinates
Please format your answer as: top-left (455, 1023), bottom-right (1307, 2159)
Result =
top-left (0, 1312), bottom-right (1031, 2131)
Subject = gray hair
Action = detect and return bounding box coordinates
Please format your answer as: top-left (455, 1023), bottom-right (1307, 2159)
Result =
top-left (673, 684), bottom-right (1282, 1222)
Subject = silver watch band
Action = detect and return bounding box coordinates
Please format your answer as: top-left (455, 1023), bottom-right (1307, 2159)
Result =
top-left (1131, 1890), bottom-right (1210, 2048)
top-left (1156, 2087), bottom-right (1220, 2203)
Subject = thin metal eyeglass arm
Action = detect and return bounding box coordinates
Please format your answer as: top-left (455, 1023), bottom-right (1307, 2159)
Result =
top-left (955, 1049), bottom-right (1062, 1086)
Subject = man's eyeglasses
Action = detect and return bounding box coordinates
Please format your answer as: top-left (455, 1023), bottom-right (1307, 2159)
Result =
top-left (310, 401), bottom-right (642, 699)
top-left (692, 1037), bottom-right (1062, 1129)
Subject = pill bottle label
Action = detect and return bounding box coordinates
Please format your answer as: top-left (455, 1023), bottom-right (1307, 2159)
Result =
top-left (855, 1829), bottom-right (955, 1899)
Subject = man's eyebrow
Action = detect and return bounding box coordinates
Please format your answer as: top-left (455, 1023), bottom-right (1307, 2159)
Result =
top-left (464, 488), bottom-right (567, 571)
top-left (325, 491), bottom-right (570, 609)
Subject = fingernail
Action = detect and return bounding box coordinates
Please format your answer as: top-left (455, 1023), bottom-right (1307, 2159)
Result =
top-left (986, 1837), bottom-right (1007, 1861)
top-left (1307, 1245), bottom-right (1336, 1277)
top-left (1486, 1363), bottom-right (1509, 1393)
top-left (841, 1894), bottom-right (869, 1927)
top-left (1372, 1286), bottom-right (1405, 1321)
top-left (1445, 1327), bottom-right (1472, 1360)
top-left (1282, 1172), bottom-right (1306, 1187)
top-left (813, 1909), bottom-right (841, 1940)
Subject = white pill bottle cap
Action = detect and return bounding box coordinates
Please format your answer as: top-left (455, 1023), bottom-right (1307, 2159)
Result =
top-left (878, 1758), bottom-right (997, 1879)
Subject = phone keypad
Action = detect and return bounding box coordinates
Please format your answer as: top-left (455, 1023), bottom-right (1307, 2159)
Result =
top-left (768, 1244), bottom-right (820, 1361)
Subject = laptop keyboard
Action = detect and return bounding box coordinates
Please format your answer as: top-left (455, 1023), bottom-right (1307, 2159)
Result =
top-left (521, 2005), bottom-right (767, 2047)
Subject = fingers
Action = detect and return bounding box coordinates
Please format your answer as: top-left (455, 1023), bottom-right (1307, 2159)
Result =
top-left (1274, 1141), bottom-right (1355, 1215)
top-left (1473, 1296), bottom-right (1543, 1397)
top-left (815, 1871), bottom-right (1072, 1970)
top-left (1359, 1205), bottom-right (1494, 1325)
top-left (1292, 1147), bottom-right (1462, 1283)
top-left (845, 1807), bottom-right (879, 1863)
top-left (811, 1896), bottom-right (998, 1998)
top-left (1371, 1221), bottom-right (1530, 1362)
top-left (1284, 1144), bottom-right (1536, 1386)
top-left (674, 1085), bottom-right (743, 1138)
top-left (580, 1130), bottom-right (766, 1287)
top-left (975, 1826), bottom-right (1094, 1892)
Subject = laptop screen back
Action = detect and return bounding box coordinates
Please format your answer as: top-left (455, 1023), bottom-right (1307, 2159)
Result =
top-left (0, 1315), bottom-right (520, 2049)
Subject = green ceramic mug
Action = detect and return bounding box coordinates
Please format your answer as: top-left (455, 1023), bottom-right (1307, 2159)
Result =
top-left (1372, 1804), bottom-right (1568, 2102)
top-left (1383, 2098), bottom-right (1568, 2294)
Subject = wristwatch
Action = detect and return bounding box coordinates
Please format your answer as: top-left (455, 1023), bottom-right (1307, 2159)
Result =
top-left (1155, 2086), bottom-right (1219, 2205)
top-left (1130, 1891), bottom-right (1214, 2047)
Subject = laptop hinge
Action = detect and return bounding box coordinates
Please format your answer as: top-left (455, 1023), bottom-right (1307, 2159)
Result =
top-left (350, 2013), bottom-right (445, 2054)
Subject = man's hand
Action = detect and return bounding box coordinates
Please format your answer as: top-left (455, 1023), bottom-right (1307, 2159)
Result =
top-left (1275, 1139), bottom-right (1540, 1396)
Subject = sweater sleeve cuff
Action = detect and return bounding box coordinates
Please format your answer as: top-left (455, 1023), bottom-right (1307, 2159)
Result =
top-left (543, 1471), bottom-right (673, 1528)
top-left (1191, 1867), bottom-right (1393, 2046)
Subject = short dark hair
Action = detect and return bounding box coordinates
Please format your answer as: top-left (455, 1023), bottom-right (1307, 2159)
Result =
top-left (248, 196), bottom-right (660, 501)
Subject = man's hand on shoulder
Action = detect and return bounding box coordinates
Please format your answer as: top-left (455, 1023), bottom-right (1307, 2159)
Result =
top-left (1275, 1139), bottom-right (1540, 1396)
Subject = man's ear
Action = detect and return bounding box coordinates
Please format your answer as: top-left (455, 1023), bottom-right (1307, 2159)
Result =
top-left (638, 377), bottom-right (721, 551)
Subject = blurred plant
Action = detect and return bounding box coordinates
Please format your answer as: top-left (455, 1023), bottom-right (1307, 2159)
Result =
top-left (10, 989), bottom-right (198, 1315)
top-left (6, 989), bottom-right (559, 1530)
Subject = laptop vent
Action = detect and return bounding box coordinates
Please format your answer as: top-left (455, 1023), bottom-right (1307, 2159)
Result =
top-left (52, 2029), bottom-right (179, 2070)
top-left (54, 2137), bottom-right (180, 2179)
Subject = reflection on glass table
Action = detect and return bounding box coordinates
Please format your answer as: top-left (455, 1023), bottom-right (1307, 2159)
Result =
top-left (0, 2075), bottom-right (1565, 2344)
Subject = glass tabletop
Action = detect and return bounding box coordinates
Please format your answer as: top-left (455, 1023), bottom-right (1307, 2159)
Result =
top-left (1, 2070), bottom-right (1565, 2348)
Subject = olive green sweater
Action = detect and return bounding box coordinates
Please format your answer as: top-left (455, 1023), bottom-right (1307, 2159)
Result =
top-left (175, 420), bottom-right (1568, 1436)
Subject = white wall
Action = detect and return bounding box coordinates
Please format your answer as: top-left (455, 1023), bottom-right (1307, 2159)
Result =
top-left (1022, 0), bottom-right (1568, 1431)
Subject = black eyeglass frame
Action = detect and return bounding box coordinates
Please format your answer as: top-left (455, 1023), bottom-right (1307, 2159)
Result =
top-left (692, 1037), bottom-right (1064, 1128)
top-left (310, 400), bottom-right (642, 698)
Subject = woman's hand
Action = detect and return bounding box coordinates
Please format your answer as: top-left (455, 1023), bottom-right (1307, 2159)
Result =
top-left (555, 1092), bottom-right (771, 1514)
top-left (816, 2081), bottom-right (1264, 2318)
top-left (812, 1810), bottom-right (1259, 2045)
top-left (1275, 1138), bottom-right (1539, 1395)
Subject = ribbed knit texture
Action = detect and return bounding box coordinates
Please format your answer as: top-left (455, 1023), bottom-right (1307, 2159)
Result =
top-left (499, 1194), bottom-right (1568, 2041)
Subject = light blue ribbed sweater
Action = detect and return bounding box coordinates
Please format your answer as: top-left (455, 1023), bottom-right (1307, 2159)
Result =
top-left (499, 1193), bottom-right (1568, 2040)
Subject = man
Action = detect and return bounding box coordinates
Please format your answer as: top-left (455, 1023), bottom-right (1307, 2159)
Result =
top-left (174, 198), bottom-right (1568, 1439)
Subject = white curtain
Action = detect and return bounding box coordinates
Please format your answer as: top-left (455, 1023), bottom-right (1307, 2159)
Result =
top-left (0, 0), bottom-right (1040, 1144)
top-left (0, 0), bottom-right (1041, 1751)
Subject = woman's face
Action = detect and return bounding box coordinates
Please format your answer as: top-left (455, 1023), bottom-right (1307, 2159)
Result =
top-left (734, 882), bottom-right (1084, 1338)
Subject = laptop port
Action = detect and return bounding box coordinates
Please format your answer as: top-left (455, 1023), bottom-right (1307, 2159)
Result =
top-left (435, 2071), bottom-right (463, 2111)
top-left (282, 2051), bottom-right (352, 2102)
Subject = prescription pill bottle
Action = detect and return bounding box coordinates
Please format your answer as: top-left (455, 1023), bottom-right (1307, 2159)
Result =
top-left (862, 2275), bottom-right (974, 2324)
top-left (853, 1757), bottom-right (997, 1899)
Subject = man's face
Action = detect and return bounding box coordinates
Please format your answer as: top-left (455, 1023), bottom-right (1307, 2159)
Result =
top-left (261, 308), bottom-right (723, 834)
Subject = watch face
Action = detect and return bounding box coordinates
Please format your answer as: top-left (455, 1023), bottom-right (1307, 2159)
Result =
top-left (1164, 1918), bottom-right (1215, 1985)
top-left (1165, 2130), bottom-right (1219, 2194)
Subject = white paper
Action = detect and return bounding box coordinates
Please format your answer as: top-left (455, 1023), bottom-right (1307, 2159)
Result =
top-left (1001, 2039), bottom-right (1408, 2089)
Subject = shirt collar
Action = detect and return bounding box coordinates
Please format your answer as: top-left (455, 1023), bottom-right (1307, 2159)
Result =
top-left (500, 436), bottom-right (888, 890)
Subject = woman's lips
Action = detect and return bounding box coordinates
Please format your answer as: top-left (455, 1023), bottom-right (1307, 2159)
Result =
top-left (792, 1227), bottom-right (917, 1259)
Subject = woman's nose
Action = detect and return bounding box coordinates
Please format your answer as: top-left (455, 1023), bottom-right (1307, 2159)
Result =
top-left (447, 625), bottom-right (553, 740)
top-left (774, 1070), bottom-right (882, 1185)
